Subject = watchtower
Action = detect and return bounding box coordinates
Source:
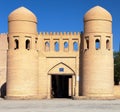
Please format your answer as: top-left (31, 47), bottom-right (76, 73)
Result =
top-left (7, 7), bottom-right (38, 99)
top-left (81, 6), bottom-right (114, 97)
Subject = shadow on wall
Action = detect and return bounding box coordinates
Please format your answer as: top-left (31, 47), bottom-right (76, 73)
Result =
top-left (0, 82), bottom-right (6, 98)
top-left (79, 32), bottom-right (83, 96)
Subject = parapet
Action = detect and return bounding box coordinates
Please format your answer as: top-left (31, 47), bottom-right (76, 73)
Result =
top-left (0, 33), bottom-right (7, 38)
top-left (39, 32), bottom-right (80, 36)
top-left (0, 33), bottom-right (8, 50)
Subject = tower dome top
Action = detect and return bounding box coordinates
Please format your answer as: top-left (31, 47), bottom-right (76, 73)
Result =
top-left (8, 7), bottom-right (37, 23)
top-left (84, 6), bottom-right (112, 21)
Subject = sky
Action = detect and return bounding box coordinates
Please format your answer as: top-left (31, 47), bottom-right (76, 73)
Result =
top-left (0, 0), bottom-right (120, 51)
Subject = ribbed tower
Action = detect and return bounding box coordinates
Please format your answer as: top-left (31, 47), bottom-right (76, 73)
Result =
top-left (81, 6), bottom-right (114, 98)
top-left (6, 7), bottom-right (38, 99)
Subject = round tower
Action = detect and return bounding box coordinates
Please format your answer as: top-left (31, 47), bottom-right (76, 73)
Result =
top-left (81, 6), bottom-right (114, 98)
top-left (6, 7), bottom-right (38, 99)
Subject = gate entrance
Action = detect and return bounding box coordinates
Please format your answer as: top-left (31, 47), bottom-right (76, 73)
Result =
top-left (51, 75), bottom-right (72, 98)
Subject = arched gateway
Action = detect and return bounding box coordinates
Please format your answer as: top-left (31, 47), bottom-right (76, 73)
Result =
top-left (48, 62), bottom-right (75, 98)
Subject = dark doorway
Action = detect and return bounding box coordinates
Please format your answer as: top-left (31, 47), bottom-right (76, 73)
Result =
top-left (0, 82), bottom-right (6, 98)
top-left (51, 75), bottom-right (72, 98)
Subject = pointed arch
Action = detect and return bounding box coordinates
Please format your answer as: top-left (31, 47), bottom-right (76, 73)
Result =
top-left (64, 41), bottom-right (69, 51)
top-left (73, 41), bottom-right (78, 51)
top-left (48, 62), bottom-right (75, 75)
top-left (54, 41), bottom-right (59, 51)
top-left (64, 42), bottom-right (68, 48)
top-left (45, 41), bottom-right (50, 51)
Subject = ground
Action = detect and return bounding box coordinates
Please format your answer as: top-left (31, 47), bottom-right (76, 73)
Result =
top-left (0, 99), bottom-right (120, 112)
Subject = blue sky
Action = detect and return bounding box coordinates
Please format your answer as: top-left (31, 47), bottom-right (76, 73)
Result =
top-left (0, 0), bottom-right (120, 51)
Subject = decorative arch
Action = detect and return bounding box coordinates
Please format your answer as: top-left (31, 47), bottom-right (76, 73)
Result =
top-left (73, 41), bottom-right (78, 51)
top-left (48, 62), bottom-right (75, 75)
top-left (45, 41), bottom-right (50, 51)
top-left (64, 41), bottom-right (69, 51)
top-left (64, 42), bottom-right (68, 48)
top-left (54, 41), bottom-right (59, 51)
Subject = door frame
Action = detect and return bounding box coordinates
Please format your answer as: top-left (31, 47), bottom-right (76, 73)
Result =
top-left (47, 74), bottom-right (75, 99)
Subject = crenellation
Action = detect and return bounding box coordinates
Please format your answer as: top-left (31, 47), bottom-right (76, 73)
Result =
top-left (49, 32), bottom-right (53, 35)
top-left (38, 32), bottom-right (80, 36)
top-left (77, 32), bottom-right (80, 35)
top-left (45, 32), bottom-right (49, 35)
top-left (39, 32), bottom-right (43, 35)
top-left (63, 32), bottom-right (67, 35)
top-left (0, 33), bottom-right (7, 36)
top-left (42, 32), bottom-right (46, 35)
top-left (73, 32), bottom-right (77, 35)
top-left (53, 32), bottom-right (58, 35)
top-left (66, 32), bottom-right (69, 35)
top-left (59, 32), bottom-right (63, 35)
top-left (53, 32), bottom-right (56, 35)
top-left (0, 33), bottom-right (7, 39)
top-left (69, 32), bottom-right (73, 35)
top-left (57, 32), bottom-right (59, 35)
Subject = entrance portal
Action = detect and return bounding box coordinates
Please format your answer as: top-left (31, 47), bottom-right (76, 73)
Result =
top-left (51, 75), bottom-right (72, 98)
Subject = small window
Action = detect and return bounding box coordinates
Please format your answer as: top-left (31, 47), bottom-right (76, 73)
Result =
top-left (35, 38), bottom-right (38, 44)
top-left (45, 41), bottom-right (50, 51)
top-left (35, 40), bottom-right (37, 44)
top-left (7, 37), bottom-right (9, 43)
top-left (26, 39), bottom-right (30, 50)
top-left (106, 39), bottom-right (110, 50)
top-left (86, 39), bottom-right (89, 49)
top-left (14, 39), bottom-right (19, 49)
top-left (64, 42), bottom-right (69, 51)
top-left (73, 42), bottom-right (78, 51)
top-left (95, 39), bottom-right (100, 50)
top-left (54, 42), bottom-right (59, 52)
top-left (85, 37), bottom-right (89, 49)
top-left (59, 68), bottom-right (64, 72)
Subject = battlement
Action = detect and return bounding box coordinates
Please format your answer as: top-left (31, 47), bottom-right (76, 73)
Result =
top-left (0, 33), bottom-right (8, 50)
top-left (0, 33), bottom-right (7, 35)
top-left (39, 32), bottom-right (80, 36)
top-left (0, 33), bottom-right (7, 38)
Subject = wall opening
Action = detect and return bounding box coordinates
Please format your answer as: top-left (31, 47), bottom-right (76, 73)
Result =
top-left (85, 37), bottom-right (89, 50)
top-left (73, 42), bottom-right (78, 51)
top-left (64, 42), bottom-right (69, 51)
top-left (45, 41), bottom-right (50, 51)
top-left (51, 75), bottom-right (72, 98)
top-left (106, 39), bottom-right (110, 50)
top-left (26, 39), bottom-right (30, 50)
top-left (95, 39), bottom-right (100, 50)
top-left (54, 42), bottom-right (59, 52)
top-left (14, 39), bottom-right (19, 49)
top-left (0, 83), bottom-right (6, 98)
top-left (86, 39), bottom-right (89, 49)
